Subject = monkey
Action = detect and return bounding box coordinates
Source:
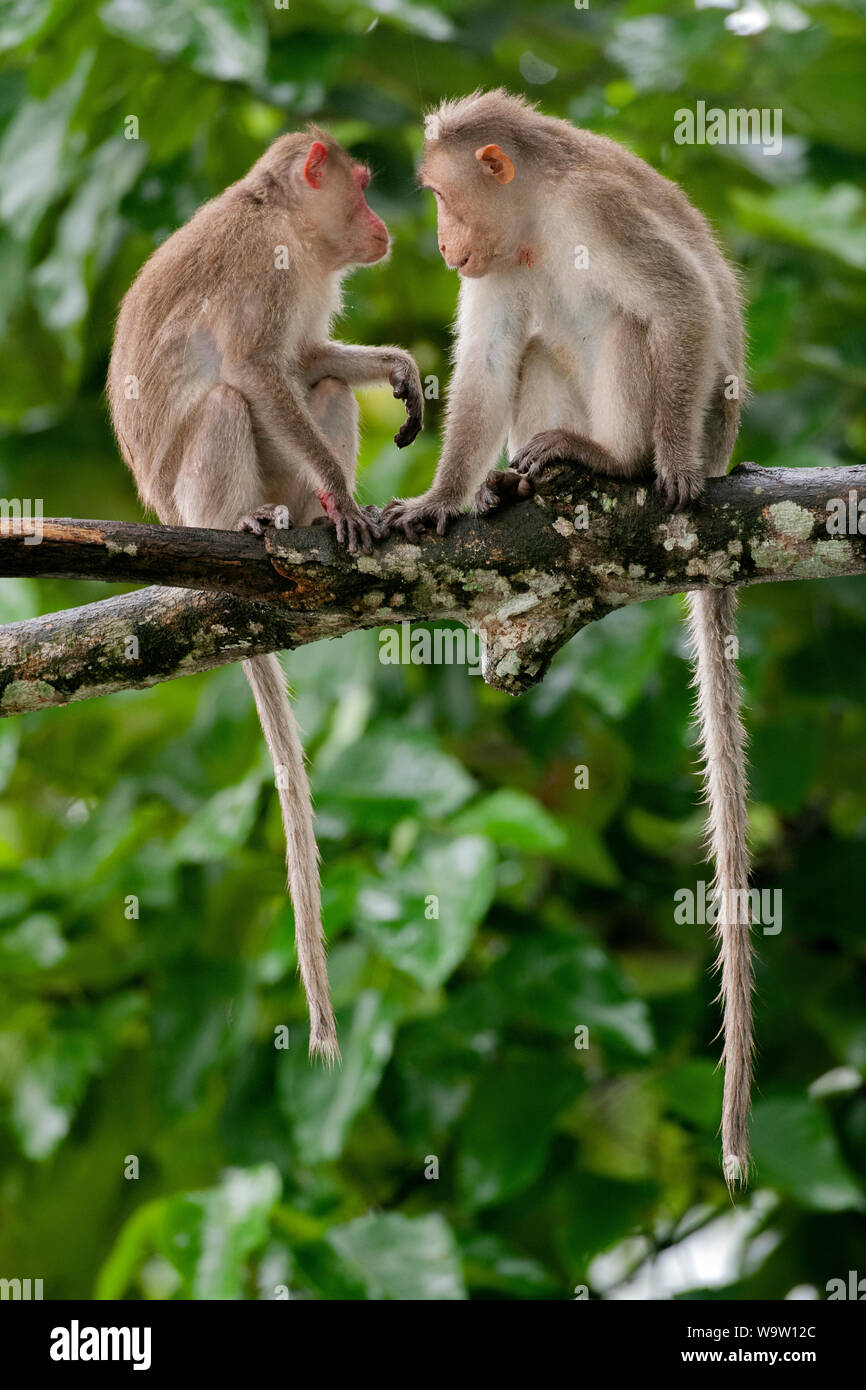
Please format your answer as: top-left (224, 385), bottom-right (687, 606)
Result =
top-left (381, 91), bottom-right (752, 1186)
top-left (108, 128), bottom-right (424, 1062)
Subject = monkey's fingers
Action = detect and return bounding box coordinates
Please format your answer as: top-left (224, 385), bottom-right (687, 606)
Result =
top-left (333, 504), bottom-right (377, 555)
top-left (474, 468), bottom-right (533, 516)
top-left (655, 470), bottom-right (703, 512)
top-left (393, 388), bottom-right (424, 448)
top-left (235, 503), bottom-right (291, 535)
top-left (359, 503), bottom-right (386, 540)
top-left (390, 361), bottom-right (424, 449)
top-left (380, 502), bottom-right (418, 541)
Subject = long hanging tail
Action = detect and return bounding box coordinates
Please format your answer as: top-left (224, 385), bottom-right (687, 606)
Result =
top-left (685, 588), bottom-right (752, 1187)
top-left (242, 653), bottom-right (339, 1062)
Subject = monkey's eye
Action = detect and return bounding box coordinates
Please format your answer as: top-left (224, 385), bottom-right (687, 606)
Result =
top-left (356, 167), bottom-right (371, 191)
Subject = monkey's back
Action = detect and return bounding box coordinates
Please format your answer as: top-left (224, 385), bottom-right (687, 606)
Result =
top-left (108, 186), bottom-right (302, 510)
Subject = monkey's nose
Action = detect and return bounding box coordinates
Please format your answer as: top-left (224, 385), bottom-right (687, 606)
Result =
top-left (458, 254), bottom-right (470, 267)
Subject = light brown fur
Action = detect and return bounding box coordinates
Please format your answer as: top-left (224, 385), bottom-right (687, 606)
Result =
top-left (383, 91), bottom-right (753, 1183)
top-left (108, 129), bottom-right (424, 1059)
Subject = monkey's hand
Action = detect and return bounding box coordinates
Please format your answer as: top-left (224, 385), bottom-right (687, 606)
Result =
top-left (380, 490), bottom-right (460, 540)
top-left (389, 355), bottom-right (424, 448)
top-left (235, 504), bottom-right (293, 535)
top-left (474, 468), bottom-right (534, 516)
top-left (319, 492), bottom-right (384, 555)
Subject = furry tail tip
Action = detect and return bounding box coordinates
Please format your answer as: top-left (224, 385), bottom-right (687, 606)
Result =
top-left (723, 1152), bottom-right (750, 1190)
top-left (308, 1019), bottom-right (341, 1067)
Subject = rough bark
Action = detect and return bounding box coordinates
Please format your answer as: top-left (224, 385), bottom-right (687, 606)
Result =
top-left (1, 462), bottom-right (864, 715)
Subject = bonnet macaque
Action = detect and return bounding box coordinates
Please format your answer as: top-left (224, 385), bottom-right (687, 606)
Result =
top-left (109, 129), bottom-right (424, 1060)
top-left (383, 91), bottom-right (751, 1184)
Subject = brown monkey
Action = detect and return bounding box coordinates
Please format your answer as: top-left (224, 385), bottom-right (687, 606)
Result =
top-left (108, 129), bottom-right (424, 1060)
top-left (383, 91), bottom-right (751, 1185)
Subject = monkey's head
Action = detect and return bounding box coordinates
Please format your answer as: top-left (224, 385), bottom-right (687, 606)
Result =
top-left (420, 91), bottom-right (556, 278)
top-left (420, 138), bottom-right (520, 279)
top-left (250, 130), bottom-right (391, 269)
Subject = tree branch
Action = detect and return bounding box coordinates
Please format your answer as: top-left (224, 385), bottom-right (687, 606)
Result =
top-left (1, 463), bottom-right (864, 715)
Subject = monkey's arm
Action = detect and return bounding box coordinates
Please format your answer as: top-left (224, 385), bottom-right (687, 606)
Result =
top-left (382, 288), bottom-right (528, 538)
top-left (303, 343), bottom-right (423, 447)
top-left (227, 358), bottom-right (380, 552)
top-left (307, 341), bottom-right (425, 444)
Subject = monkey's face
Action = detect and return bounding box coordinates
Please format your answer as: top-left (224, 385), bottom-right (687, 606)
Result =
top-left (300, 140), bottom-right (390, 268)
top-left (421, 142), bottom-right (521, 278)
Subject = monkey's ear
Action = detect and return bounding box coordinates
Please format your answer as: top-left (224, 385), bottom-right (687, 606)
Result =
top-left (303, 141), bottom-right (329, 189)
top-left (475, 144), bottom-right (516, 185)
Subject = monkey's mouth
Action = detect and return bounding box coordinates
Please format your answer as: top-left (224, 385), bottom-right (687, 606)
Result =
top-left (457, 253), bottom-right (491, 278)
top-left (364, 234), bottom-right (391, 263)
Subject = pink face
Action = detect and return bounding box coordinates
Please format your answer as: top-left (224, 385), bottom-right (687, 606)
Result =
top-left (350, 163), bottom-right (390, 263)
top-left (302, 141), bottom-right (389, 266)
top-left (422, 142), bottom-right (519, 279)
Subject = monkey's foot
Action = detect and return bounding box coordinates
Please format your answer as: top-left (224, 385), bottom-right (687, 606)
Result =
top-left (474, 468), bottom-right (534, 516)
top-left (380, 491), bottom-right (460, 540)
top-left (510, 429), bottom-right (618, 483)
top-left (654, 467), bottom-right (704, 512)
top-left (320, 493), bottom-right (384, 554)
top-left (390, 357), bottom-right (424, 448)
top-left (235, 504), bottom-right (292, 535)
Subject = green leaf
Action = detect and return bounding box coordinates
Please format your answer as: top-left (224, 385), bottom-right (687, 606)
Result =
top-left (171, 773), bottom-right (263, 863)
top-left (461, 1233), bottom-right (558, 1299)
top-left (730, 184), bottom-right (866, 272)
top-left (99, 0), bottom-right (268, 85)
top-left (356, 833), bottom-right (496, 987)
top-left (553, 1172), bottom-right (658, 1271)
top-left (315, 725), bottom-right (476, 826)
top-left (458, 1051), bottom-right (580, 1209)
top-left (546, 603), bottom-right (674, 719)
top-left (487, 934), bottom-right (655, 1059)
top-left (9, 994), bottom-right (144, 1159)
top-left (661, 1059), bottom-right (723, 1132)
top-left (751, 1096), bottom-right (866, 1211)
top-left (159, 1164), bottom-right (281, 1299)
top-left (98, 1165), bottom-right (282, 1300)
top-left (0, 911), bottom-right (67, 971)
top-left (329, 1212), bottom-right (466, 1300)
top-left (278, 990), bottom-right (399, 1164)
top-left (0, 0), bottom-right (64, 55)
top-left (0, 51), bottom-right (91, 241)
top-left (33, 136), bottom-right (147, 366)
top-left (453, 788), bottom-right (568, 854)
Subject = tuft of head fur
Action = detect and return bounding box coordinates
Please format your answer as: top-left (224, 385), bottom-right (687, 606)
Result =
top-left (422, 88), bottom-right (578, 174)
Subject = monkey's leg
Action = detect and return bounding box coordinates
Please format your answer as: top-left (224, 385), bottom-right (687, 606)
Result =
top-left (702, 374), bottom-right (740, 479)
top-left (227, 361), bottom-right (379, 552)
top-left (173, 384), bottom-right (267, 529)
top-left (243, 377), bottom-right (361, 532)
top-left (647, 313), bottom-right (717, 510)
top-left (306, 375), bottom-right (360, 482)
top-left (507, 317), bottom-right (653, 488)
top-left (476, 337), bottom-right (594, 512)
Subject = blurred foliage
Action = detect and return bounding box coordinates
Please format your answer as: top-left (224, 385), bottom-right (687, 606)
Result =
top-left (1, 0), bottom-right (866, 1301)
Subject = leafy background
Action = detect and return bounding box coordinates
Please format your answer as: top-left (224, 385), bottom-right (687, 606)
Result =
top-left (1, 0), bottom-right (866, 1301)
